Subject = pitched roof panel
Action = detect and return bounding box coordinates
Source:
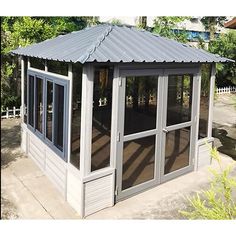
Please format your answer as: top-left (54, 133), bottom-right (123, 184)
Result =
top-left (11, 24), bottom-right (234, 63)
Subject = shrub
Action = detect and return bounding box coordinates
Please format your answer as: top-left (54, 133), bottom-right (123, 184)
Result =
top-left (180, 145), bottom-right (236, 219)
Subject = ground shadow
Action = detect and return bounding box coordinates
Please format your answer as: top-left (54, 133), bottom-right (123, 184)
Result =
top-left (1, 119), bottom-right (22, 169)
top-left (212, 123), bottom-right (236, 161)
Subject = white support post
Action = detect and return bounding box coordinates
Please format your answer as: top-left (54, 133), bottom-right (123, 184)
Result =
top-left (6, 107), bottom-right (9, 119)
top-left (45, 60), bottom-right (48, 72)
top-left (80, 64), bottom-right (94, 177)
top-left (21, 57), bottom-right (25, 121)
top-left (67, 64), bottom-right (73, 164)
top-left (27, 58), bottom-right (31, 68)
top-left (207, 63), bottom-right (216, 138)
top-left (194, 67), bottom-right (202, 170)
top-left (110, 65), bottom-right (120, 169)
top-left (13, 106), bottom-right (16, 118)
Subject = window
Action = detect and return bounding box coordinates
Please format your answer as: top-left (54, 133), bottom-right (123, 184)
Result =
top-left (70, 64), bottom-right (83, 169)
top-left (30, 57), bottom-right (45, 70)
top-left (91, 67), bottom-right (113, 172)
top-left (27, 70), bottom-right (68, 158)
top-left (47, 60), bottom-right (68, 76)
top-left (54, 84), bottom-right (64, 152)
top-left (28, 75), bottom-right (35, 127)
top-left (167, 75), bottom-right (193, 126)
top-left (46, 81), bottom-right (53, 141)
top-left (35, 77), bottom-right (43, 133)
top-left (124, 76), bottom-right (158, 135)
top-left (198, 64), bottom-right (211, 139)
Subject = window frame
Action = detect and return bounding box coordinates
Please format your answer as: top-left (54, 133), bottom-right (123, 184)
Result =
top-left (35, 75), bottom-right (44, 138)
top-left (27, 68), bottom-right (69, 161)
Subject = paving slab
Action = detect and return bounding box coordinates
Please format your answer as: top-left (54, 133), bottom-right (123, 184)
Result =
top-left (86, 154), bottom-right (236, 219)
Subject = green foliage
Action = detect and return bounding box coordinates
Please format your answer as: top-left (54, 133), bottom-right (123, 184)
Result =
top-left (1, 17), bottom-right (98, 109)
top-left (152, 16), bottom-right (190, 43)
top-left (201, 17), bottom-right (227, 41)
top-left (110, 18), bottom-right (123, 26)
top-left (200, 64), bottom-right (211, 96)
top-left (180, 146), bottom-right (236, 219)
top-left (209, 30), bottom-right (236, 86)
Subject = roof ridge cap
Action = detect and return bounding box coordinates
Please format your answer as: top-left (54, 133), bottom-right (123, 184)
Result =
top-left (76, 24), bottom-right (113, 63)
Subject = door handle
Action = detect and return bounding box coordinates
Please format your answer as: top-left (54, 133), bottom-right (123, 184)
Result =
top-left (163, 128), bottom-right (169, 133)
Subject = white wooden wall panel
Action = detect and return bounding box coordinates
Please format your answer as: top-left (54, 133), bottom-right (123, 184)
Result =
top-left (67, 167), bottom-right (82, 214)
top-left (84, 174), bottom-right (113, 216)
top-left (28, 134), bottom-right (45, 170)
top-left (26, 129), bottom-right (67, 196)
top-left (21, 125), bottom-right (27, 153)
top-left (197, 141), bottom-right (213, 169)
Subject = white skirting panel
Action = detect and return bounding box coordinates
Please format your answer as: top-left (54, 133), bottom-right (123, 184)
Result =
top-left (24, 128), bottom-right (67, 197)
top-left (196, 139), bottom-right (213, 170)
top-left (21, 124), bottom-right (28, 153)
top-left (67, 165), bottom-right (82, 215)
top-left (84, 173), bottom-right (114, 217)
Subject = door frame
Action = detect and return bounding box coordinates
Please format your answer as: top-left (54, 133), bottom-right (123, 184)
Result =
top-left (115, 66), bottom-right (200, 201)
top-left (160, 68), bottom-right (200, 183)
top-left (116, 68), bottom-right (164, 201)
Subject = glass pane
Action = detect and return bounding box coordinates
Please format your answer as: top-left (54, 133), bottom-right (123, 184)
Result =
top-left (23, 60), bottom-right (27, 123)
top-left (70, 64), bottom-right (83, 169)
top-left (54, 84), bottom-right (64, 151)
top-left (30, 57), bottom-right (45, 70)
top-left (164, 127), bottom-right (190, 174)
top-left (91, 67), bottom-right (113, 172)
top-left (167, 75), bottom-right (193, 126)
top-left (28, 75), bottom-right (34, 127)
top-left (47, 60), bottom-right (68, 76)
top-left (199, 64), bottom-right (211, 139)
top-left (35, 77), bottom-right (43, 133)
top-left (122, 135), bottom-right (155, 190)
top-left (124, 76), bottom-right (158, 135)
top-left (46, 81), bottom-right (53, 141)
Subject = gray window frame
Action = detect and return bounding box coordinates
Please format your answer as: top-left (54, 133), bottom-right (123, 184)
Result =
top-left (27, 68), bottom-right (69, 161)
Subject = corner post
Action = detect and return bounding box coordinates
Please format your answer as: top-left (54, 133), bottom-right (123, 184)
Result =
top-left (207, 63), bottom-right (216, 138)
top-left (67, 64), bottom-right (73, 164)
top-left (80, 64), bottom-right (94, 177)
top-left (21, 56), bottom-right (25, 120)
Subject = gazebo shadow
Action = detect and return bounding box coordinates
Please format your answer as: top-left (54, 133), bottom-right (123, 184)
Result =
top-left (1, 121), bottom-right (22, 169)
top-left (212, 125), bottom-right (236, 160)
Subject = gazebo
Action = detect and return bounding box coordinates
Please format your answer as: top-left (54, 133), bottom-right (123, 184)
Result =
top-left (12, 24), bottom-right (233, 217)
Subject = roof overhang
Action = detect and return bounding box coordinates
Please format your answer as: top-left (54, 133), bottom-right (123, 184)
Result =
top-left (224, 18), bottom-right (236, 29)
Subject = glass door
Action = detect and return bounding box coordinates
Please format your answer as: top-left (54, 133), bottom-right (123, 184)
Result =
top-left (161, 73), bottom-right (196, 182)
top-left (116, 72), bottom-right (161, 200)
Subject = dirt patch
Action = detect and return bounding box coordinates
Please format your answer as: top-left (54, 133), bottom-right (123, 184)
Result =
top-left (1, 192), bottom-right (19, 219)
top-left (1, 118), bottom-right (24, 219)
top-left (1, 118), bottom-right (25, 169)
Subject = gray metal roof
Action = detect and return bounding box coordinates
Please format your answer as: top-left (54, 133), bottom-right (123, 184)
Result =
top-left (11, 24), bottom-right (234, 64)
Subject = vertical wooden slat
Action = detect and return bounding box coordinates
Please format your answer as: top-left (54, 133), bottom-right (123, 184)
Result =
top-left (21, 57), bottom-right (25, 120)
top-left (207, 63), bottom-right (216, 138)
top-left (80, 64), bottom-right (94, 177)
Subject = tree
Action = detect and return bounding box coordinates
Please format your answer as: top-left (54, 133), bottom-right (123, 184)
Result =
top-left (201, 17), bottom-right (227, 42)
top-left (152, 16), bottom-right (190, 43)
top-left (1, 17), bottom-right (99, 109)
top-left (137, 16), bottom-right (147, 29)
top-left (209, 30), bottom-right (236, 86)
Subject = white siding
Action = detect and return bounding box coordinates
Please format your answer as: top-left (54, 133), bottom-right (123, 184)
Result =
top-left (84, 173), bottom-right (114, 216)
top-left (67, 165), bottom-right (82, 215)
top-left (21, 124), bottom-right (27, 153)
top-left (26, 129), bottom-right (67, 197)
top-left (197, 141), bottom-right (213, 169)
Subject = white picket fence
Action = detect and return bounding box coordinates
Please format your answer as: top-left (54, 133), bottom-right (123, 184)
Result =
top-left (1, 107), bottom-right (21, 119)
top-left (216, 86), bottom-right (236, 94)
